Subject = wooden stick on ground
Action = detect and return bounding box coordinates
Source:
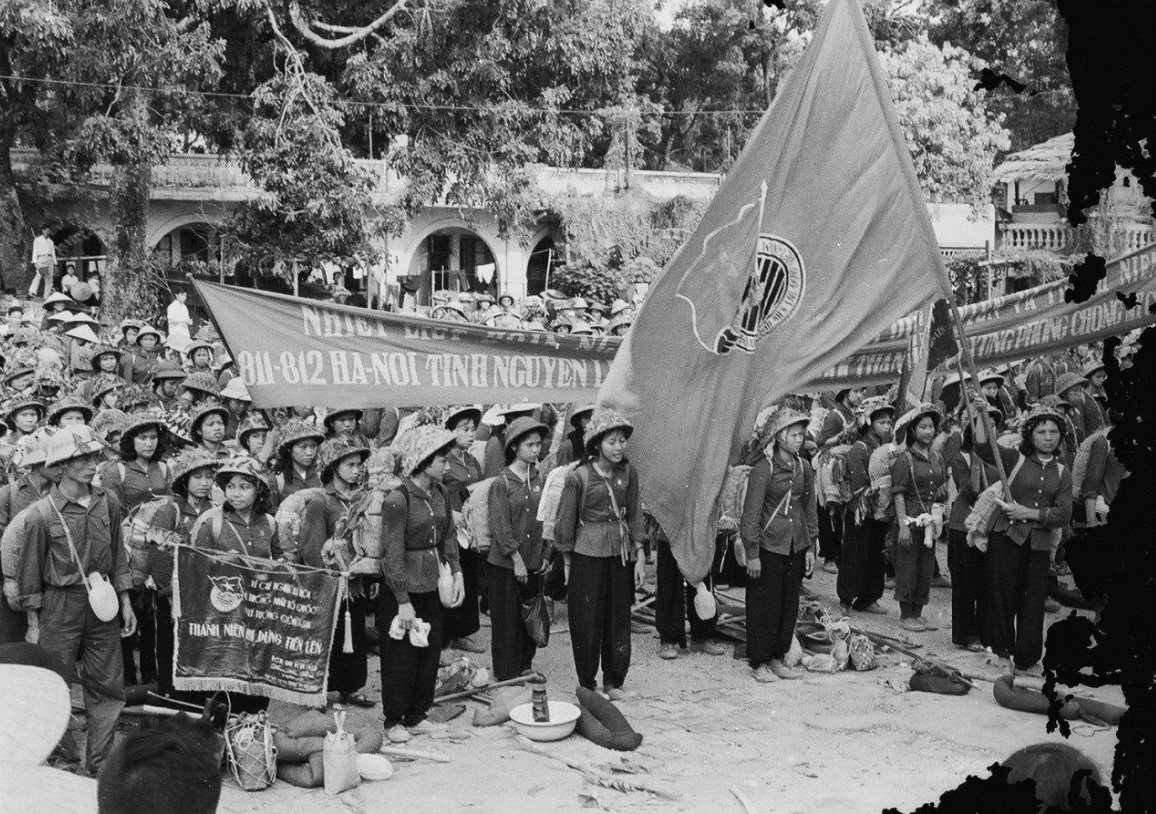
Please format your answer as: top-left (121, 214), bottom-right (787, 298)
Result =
top-left (378, 745), bottom-right (451, 763)
top-left (512, 735), bottom-right (680, 801)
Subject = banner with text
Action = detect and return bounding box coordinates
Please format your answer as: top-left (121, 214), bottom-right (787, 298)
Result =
top-left (195, 247), bottom-right (1156, 409)
top-left (197, 280), bottom-right (914, 405)
top-left (172, 546), bottom-right (341, 706)
top-left (952, 251), bottom-right (1156, 369)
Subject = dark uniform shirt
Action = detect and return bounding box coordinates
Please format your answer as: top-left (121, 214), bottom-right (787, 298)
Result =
top-left (379, 479), bottom-right (460, 604)
top-left (979, 445), bottom-right (1073, 550)
top-left (131, 349), bottom-right (161, 385)
top-left (553, 460), bottom-right (644, 560)
top-left (890, 444), bottom-right (948, 516)
top-left (444, 448), bottom-right (483, 513)
top-left (298, 484), bottom-right (364, 568)
top-left (14, 486), bottom-right (130, 610)
top-left (149, 495), bottom-right (212, 596)
top-left (193, 506), bottom-right (281, 559)
top-left (487, 466), bottom-right (546, 570)
top-left (740, 452), bottom-right (817, 557)
top-left (98, 458), bottom-right (169, 512)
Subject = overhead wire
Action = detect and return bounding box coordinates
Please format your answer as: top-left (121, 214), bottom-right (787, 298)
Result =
top-left (0, 73), bottom-right (1073, 117)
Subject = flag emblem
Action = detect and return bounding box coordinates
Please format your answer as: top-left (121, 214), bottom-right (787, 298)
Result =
top-left (714, 235), bottom-right (805, 355)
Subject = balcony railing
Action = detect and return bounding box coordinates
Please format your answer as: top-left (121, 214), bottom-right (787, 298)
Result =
top-left (998, 222), bottom-right (1156, 254)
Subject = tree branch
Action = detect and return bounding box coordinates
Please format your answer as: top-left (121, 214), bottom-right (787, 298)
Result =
top-left (286, 0), bottom-right (409, 50)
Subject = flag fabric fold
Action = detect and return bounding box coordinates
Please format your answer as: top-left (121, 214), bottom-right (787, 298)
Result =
top-left (596, 0), bottom-right (954, 582)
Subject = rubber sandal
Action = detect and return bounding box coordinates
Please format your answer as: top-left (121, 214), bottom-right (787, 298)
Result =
top-left (342, 692), bottom-right (376, 708)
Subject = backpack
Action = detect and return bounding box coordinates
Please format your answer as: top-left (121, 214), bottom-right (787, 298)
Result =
top-left (344, 475), bottom-right (402, 575)
top-left (273, 487), bottom-right (327, 559)
top-left (867, 443), bottom-right (900, 521)
top-left (815, 409), bottom-right (852, 507)
top-left (1, 503), bottom-right (33, 608)
top-left (461, 477), bottom-right (497, 552)
top-left (1071, 428), bottom-right (1109, 499)
top-left (122, 496), bottom-right (178, 588)
top-left (716, 464), bottom-right (753, 533)
top-left (538, 462), bottom-right (583, 541)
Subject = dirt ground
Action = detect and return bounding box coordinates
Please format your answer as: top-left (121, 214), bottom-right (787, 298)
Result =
top-left (201, 563), bottom-right (1119, 814)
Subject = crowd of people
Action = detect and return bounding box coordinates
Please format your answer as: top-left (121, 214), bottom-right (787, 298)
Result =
top-left (408, 286), bottom-right (641, 336)
top-left (0, 282), bottom-right (1130, 788)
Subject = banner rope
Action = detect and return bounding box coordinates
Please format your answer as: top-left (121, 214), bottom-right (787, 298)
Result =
top-left (165, 539), bottom-right (353, 579)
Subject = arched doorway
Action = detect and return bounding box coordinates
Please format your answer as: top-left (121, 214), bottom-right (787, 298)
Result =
top-left (51, 226), bottom-right (107, 283)
top-left (153, 222), bottom-right (221, 268)
top-left (405, 226), bottom-right (498, 306)
top-left (526, 237), bottom-right (556, 296)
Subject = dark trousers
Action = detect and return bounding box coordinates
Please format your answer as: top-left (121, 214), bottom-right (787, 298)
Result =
top-left (442, 549), bottom-right (482, 646)
top-left (655, 538), bottom-right (716, 646)
top-left (38, 586), bottom-right (125, 775)
top-left (837, 513), bottom-right (887, 609)
top-left (947, 529), bottom-right (986, 646)
top-left (487, 564), bottom-right (539, 681)
top-left (985, 533), bottom-right (1049, 670)
top-left (120, 587), bottom-right (156, 685)
top-left (893, 532), bottom-right (935, 613)
top-left (0, 598), bottom-right (27, 645)
top-left (329, 594), bottom-right (368, 696)
top-left (378, 589), bottom-right (443, 727)
top-left (568, 553), bottom-right (633, 691)
top-left (154, 592), bottom-right (175, 696)
top-left (745, 547), bottom-right (806, 668)
top-left (817, 503), bottom-right (843, 562)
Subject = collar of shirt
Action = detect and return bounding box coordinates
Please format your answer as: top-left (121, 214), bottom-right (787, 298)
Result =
top-left (50, 484), bottom-right (104, 512)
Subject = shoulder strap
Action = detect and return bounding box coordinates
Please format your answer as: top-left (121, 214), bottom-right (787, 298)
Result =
top-left (46, 497), bottom-right (88, 578)
top-left (1005, 453), bottom-right (1027, 494)
top-left (118, 462), bottom-right (126, 482)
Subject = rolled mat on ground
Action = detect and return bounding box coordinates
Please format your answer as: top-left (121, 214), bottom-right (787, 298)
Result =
top-left (274, 711), bottom-right (386, 788)
top-left (992, 675), bottom-right (1125, 725)
top-left (574, 686), bottom-right (643, 751)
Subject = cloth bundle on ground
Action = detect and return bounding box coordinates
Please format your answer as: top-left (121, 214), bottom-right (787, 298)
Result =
top-left (992, 675), bottom-right (1125, 725)
top-left (574, 686), bottom-right (643, 752)
top-left (908, 663), bottom-right (970, 695)
top-left (274, 710), bottom-right (385, 788)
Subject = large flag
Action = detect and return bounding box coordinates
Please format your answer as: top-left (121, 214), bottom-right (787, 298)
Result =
top-left (597, 0), bottom-right (955, 582)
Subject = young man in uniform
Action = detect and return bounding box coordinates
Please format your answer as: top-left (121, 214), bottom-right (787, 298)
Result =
top-left (14, 426), bottom-right (136, 775)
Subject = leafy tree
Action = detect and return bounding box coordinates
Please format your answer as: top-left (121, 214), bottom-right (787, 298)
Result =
top-left (550, 259), bottom-right (623, 304)
top-left (343, 0), bottom-right (658, 236)
top-left (224, 15), bottom-right (380, 275)
top-left (879, 36), bottom-right (1011, 211)
top-left (0, 0), bottom-right (221, 317)
top-left (930, 0), bottom-right (1073, 152)
top-left (646, 0), bottom-right (820, 172)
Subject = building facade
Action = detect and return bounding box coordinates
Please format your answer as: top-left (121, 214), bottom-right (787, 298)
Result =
top-left (16, 149), bottom-right (995, 304)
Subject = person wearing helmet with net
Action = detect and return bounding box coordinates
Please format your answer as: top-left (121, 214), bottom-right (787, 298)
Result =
top-left (298, 437), bottom-right (375, 707)
top-left (14, 425), bottom-right (135, 775)
top-left (147, 448), bottom-right (221, 697)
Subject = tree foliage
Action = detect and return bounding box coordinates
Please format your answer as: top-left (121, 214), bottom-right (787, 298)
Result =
top-left (0, 0), bottom-right (1059, 302)
top-left (226, 34), bottom-right (379, 272)
top-left (344, 0), bottom-right (658, 235)
top-left (878, 36), bottom-right (1011, 210)
top-left (929, 0), bottom-right (1073, 153)
top-left (0, 0), bottom-right (222, 308)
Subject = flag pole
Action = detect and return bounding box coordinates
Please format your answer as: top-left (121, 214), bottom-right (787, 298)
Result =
top-left (941, 293), bottom-right (1012, 496)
